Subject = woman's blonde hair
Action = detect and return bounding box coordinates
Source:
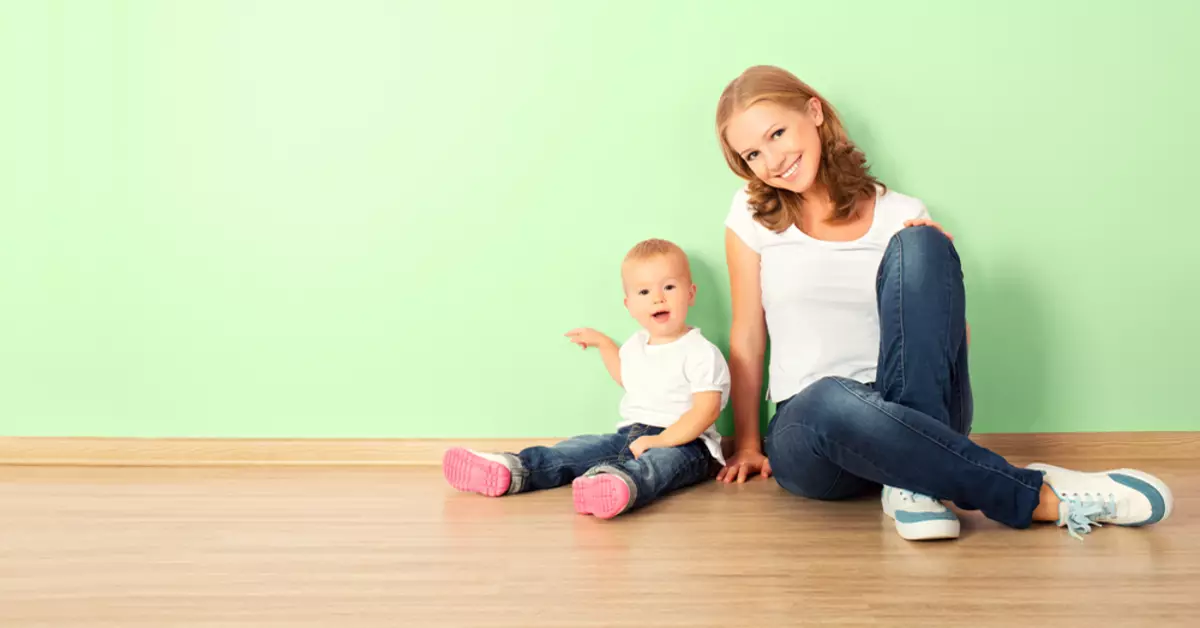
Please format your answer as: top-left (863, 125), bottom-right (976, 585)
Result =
top-left (716, 65), bottom-right (883, 231)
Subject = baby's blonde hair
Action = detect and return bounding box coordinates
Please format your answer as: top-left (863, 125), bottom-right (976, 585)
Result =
top-left (622, 238), bottom-right (692, 282)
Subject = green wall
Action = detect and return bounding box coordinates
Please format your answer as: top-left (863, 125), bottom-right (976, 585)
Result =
top-left (4, 1), bottom-right (1198, 438)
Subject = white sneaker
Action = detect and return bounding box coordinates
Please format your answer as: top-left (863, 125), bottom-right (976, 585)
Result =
top-left (881, 485), bottom-right (961, 541)
top-left (1027, 463), bottom-right (1173, 540)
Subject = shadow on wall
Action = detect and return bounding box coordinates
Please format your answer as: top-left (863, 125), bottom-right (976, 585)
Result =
top-left (966, 261), bottom-right (1050, 434)
top-left (688, 256), bottom-right (774, 439)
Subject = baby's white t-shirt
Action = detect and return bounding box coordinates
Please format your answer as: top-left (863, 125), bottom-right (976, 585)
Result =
top-left (615, 327), bottom-right (730, 465)
top-left (724, 185), bottom-right (930, 403)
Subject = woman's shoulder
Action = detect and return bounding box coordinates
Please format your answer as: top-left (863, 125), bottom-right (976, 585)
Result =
top-left (725, 184), bottom-right (783, 231)
top-left (875, 186), bottom-right (928, 220)
top-left (723, 185), bottom-right (771, 252)
top-left (871, 186), bottom-right (931, 240)
top-left (727, 185), bottom-right (754, 214)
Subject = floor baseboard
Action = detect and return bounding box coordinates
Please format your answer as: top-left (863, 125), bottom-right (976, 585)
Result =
top-left (0, 432), bottom-right (1196, 467)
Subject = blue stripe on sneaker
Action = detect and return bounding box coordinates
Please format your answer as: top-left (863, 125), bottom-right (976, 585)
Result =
top-left (1109, 473), bottom-right (1166, 525)
top-left (895, 510), bottom-right (958, 524)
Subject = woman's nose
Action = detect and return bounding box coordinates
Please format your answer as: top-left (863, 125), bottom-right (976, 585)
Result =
top-left (769, 151), bottom-right (788, 175)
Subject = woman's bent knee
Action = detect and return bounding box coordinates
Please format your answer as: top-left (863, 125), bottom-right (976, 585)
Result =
top-left (766, 377), bottom-right (865, 500)
top-left (884, 225), bottom-right (959, 269)
top-left (891, 224), bottom-right (950, 250)
top-left (768, 442), bottom-right (854, 501)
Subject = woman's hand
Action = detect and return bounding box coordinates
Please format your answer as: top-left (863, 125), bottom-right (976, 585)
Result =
top-left (717, 449), bottom-right (773, 484)
top-left (903, 218), bottom-right (953, 241)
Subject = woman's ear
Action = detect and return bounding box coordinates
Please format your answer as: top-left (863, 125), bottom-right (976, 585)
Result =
top-left (807, 97), bottom-right (825, 127)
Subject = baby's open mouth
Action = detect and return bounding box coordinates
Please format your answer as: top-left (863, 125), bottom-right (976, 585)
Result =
top-left (651, 310), bottom-right (670, 323)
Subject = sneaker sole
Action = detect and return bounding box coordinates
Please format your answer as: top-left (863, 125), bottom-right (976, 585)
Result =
top-left (882, 493), bottom-right (961, 541)
top-left (442, 447), bottom-right (511, 497)
top-left (572, 474), bottom-right (631, 519)
top-left (1027, 463), bottom-right (1174, 525)
top-left (889, 515), bottom-right (961, 541)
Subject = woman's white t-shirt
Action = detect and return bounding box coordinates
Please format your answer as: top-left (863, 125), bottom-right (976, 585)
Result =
top-left (724, 186), bottom-right (930, 403)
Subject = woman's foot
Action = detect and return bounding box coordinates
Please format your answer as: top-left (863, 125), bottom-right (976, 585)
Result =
top-left (881, 485), bottom-right (960, 541)
top-left (1027, 463), bottom-right (1173, 539)
top-left (572, 473), bottom-right (632, 519)
top-left (442, 447), bottom-right (519, 497)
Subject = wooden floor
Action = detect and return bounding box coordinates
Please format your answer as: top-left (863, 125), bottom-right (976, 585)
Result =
top-left (1, 456), bottom-right (1196, 627)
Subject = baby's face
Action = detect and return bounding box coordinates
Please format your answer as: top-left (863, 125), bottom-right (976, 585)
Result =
top-left (622, 254), bottom-right (695, 340)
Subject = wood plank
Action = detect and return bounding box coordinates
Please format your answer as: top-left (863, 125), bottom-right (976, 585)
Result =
top-left (0, 463), bottom-right (1196, 626)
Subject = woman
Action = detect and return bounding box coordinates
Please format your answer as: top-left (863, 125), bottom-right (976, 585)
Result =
top-left (713, 65), bottom-right (1172, 541)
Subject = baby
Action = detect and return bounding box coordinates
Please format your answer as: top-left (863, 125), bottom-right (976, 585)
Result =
top-left (442, 238), bottom-right (730, 519)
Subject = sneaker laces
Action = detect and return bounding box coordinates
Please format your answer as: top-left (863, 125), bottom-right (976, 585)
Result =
top-left (1056, 491), bottom-right (1118, 541)
top-left (897, 489), bottom-right (936, 504)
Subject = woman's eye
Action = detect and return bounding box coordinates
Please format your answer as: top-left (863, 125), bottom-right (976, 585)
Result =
top-left (772, 128), bottom-right (785, 139)
top-left (745, 151), bottom-right (758, 161)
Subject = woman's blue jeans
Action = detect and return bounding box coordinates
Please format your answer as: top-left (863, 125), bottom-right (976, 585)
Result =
top-left (764, 226), bottom-right (1044, 529)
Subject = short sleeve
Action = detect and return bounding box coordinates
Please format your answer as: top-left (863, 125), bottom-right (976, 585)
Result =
top-left (683, 342), bottom-right (732, 408)
top-left (723, 188), bottom-right (763, 253)
top-left (877, 189), bottom-right (933, 238)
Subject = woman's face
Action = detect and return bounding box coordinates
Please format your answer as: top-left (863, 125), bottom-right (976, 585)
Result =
top-left (724, 98), bottom-right (824, 194)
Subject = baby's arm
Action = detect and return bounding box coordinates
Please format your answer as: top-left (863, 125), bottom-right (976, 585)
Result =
top-left (564, 327), bottom-right (622, 387)
top-left (649, 391), bottom-right (722, 448)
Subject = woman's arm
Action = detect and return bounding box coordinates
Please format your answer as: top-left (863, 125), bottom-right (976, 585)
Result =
top-left (716, 227), bottom-right (773, 483)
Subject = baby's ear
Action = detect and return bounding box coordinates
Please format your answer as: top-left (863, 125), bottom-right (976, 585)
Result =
top-left (688, 283), bottom-right (697, 305)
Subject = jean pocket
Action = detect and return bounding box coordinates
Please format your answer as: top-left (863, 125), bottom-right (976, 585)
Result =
top-left (617, 426), bottom-right (644, 463)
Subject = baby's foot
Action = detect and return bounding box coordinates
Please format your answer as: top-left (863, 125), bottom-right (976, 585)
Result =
top-left (572, 472), bottom-right (633, 519)
top-left (442, 448), bottom-right (518, 497)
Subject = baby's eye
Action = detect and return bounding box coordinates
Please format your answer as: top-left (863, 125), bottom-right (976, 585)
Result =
top-left (638, 289), bottom-right (649, 296)
top-left (665, 284), bottom-right (676, 291)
